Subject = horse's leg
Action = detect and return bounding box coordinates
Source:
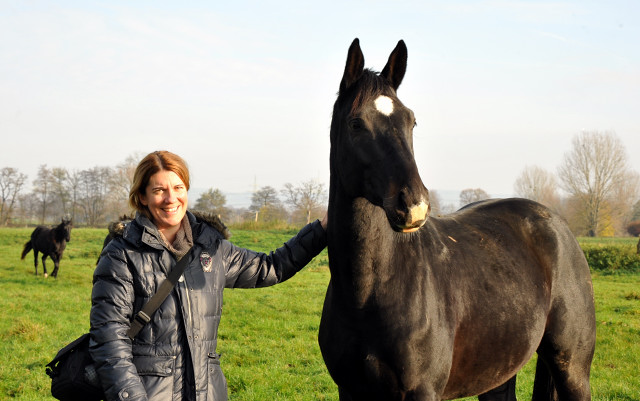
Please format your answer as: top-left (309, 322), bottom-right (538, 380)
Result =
top-left (51, 255), bottom-right (60, 278)
top-left (531, 357), bottom-right (557, 401)
top-left (33, 249), bottom-right (39, 275)
top-left (337, 387), bottom-right (353, 401)
top-left (534, 342), bottom-right (592, 401)
top-left (478, 375), bottom-right (517, 401)
top-left (533, 306), bottom-right (595, 401)
top-left (41, 255), bottom-right (49, 278)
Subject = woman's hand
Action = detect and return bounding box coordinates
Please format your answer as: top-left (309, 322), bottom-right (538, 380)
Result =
top-left (321, 212), bottom-right (328, 230)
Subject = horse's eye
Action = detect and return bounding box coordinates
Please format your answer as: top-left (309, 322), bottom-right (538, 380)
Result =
top-left (349, 118), bottom-right (365, 132)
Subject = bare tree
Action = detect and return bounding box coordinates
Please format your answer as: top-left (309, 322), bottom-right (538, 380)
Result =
top-left (51, 167), bottom-right (71, 217)
top-left (111, 153), bottom-right (142, 203)
top-left (281, 179), bottom-right (327, 224)
top-left (192, 188), bottom-right (229, 220)
top-left (513, 165), bottom-right (560, 210)
top-left (427, 190), bottom-right (442, 216)
top-left (78, 167), bottom-right (113, 226)
top-left (66, 170), bottom-right (82, 223)
top-left (250, 186), bottom-right (286, 222)
top-left (558, 131), bottom-right (630, 236)
top-left (0, 167), bottom-right (27, 225)
top-left (605, 170), bottom-right (640, 235)
top-left (632, 200), bottom-right (640, 222)
top-left (33, 165), bottom-right (53, 224)
top-left (459, 188), bottom-right (490, 207)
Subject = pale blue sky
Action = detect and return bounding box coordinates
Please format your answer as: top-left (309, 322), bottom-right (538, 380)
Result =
top-left (2, 1), bottom-right (638, 204)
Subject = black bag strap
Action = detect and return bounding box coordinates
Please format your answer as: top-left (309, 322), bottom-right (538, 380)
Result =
top-left (127, 250), bottom-right (192, 340)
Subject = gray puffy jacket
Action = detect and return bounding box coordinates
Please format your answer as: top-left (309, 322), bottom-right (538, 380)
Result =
top-left (89, 211), bottom-right (326, 401)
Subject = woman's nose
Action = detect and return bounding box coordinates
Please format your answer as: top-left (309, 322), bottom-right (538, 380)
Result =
top-left (165, 189), bottom-right (178, 203)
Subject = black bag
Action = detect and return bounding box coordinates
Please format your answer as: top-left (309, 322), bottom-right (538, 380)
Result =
top-left (45, 252), bottom-right (192, 401)
top-left (45, 333), bottom-right (104, 401)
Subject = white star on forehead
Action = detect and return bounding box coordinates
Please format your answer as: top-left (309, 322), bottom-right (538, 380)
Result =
top-left (374, 95), bottom-right (394, 116)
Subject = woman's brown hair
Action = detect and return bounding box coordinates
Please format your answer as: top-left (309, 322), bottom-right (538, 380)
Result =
top-left (129, 151), bottom-right (190, 218)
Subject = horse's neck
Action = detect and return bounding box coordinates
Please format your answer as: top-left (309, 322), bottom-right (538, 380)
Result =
top-left (54, 227), bottom-right (66, 242)
top-left (328, 195), bottom-right (396, 305)
top-left (330, 196), bottom-right (387, 245)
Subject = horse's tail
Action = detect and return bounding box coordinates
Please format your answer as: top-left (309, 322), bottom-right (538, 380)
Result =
top-left (21, 240), bottom-right (33, 259)
top-left (531, 357), bottom-right (558, 400)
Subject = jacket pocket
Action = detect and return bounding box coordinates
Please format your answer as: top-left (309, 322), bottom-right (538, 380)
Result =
top-left (133, 356), bottom-right (176, 399)
top-left (207, 352), bottom-right (228, 401)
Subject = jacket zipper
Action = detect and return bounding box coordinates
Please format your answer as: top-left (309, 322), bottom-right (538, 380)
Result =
top-left (181, 271), bottom-right (194, 334)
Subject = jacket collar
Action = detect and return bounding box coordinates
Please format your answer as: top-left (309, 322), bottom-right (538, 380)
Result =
top-left (119, 210), bottom-right (229, 249)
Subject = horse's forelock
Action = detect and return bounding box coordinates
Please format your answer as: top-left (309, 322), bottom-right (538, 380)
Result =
top-left (345, 69), bottom-right (388, 117)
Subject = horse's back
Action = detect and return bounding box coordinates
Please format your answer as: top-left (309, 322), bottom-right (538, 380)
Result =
top-left (454, 198), bottom-right (586, 266)
top-left (30, 225), bottom-right (48, 238)
top-left (438, 197), bottom-right (591, 300)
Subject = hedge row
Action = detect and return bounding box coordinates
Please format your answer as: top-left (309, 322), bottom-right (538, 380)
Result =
top-left (581, 245), bottom-right (640, 273)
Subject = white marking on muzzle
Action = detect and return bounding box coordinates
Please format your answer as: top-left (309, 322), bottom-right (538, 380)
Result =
top-left (408, 201), bottom-right (429, 225)
top-left (374, 95), bottom-right (394, 116)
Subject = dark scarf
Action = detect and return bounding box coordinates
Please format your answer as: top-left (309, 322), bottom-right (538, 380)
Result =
top-left (159, 215), bottom-right (193, 260)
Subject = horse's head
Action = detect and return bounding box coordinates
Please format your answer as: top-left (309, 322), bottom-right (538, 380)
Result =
top-left (60, 218), bottom-right (72, 242)
top-left (329, 38), bottom-right (430, 233)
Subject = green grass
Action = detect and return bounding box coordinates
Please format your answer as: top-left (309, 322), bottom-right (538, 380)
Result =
top-left (0, 228), bottom-right (638, 400)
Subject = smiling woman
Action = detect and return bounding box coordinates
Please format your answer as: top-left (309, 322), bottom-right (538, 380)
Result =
top-left (128, 151), bottom-right (191, 244)
top-left (89, 150), bottom-right (328, 401)
top-left (140, 170), bottom-right (189, 243)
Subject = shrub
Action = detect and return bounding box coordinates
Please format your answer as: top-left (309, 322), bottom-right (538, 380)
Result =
top-left (582, 245), bottom-right (640, 273)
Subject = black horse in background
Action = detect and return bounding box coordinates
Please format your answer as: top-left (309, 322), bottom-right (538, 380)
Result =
top-left (318, 39), bottom-right (595, 400)
top-left (21, 218), bottom-right (72, 278)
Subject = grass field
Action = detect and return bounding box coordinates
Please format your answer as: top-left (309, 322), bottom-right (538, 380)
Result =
top-left (0, 227), bottom-right (638, 400)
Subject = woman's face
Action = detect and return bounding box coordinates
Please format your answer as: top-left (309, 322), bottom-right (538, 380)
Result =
top-left (140, 170), bottom-right (188, 236)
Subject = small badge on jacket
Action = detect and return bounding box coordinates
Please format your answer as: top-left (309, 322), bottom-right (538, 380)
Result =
top-left (200, 252), bottom-right (213, 272)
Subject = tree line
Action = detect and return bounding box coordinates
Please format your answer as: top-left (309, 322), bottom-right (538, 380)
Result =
top-left (191, 180), bottom-right (327, 227)
top-left (0, 153), bottom-right (328, 228)
top-left (429, 131), bottom-right (640, 237)
top-left (2, 131), bottom-right (639, 235)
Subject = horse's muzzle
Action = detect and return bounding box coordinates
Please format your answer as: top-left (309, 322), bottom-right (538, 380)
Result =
top-left (385, 198), bottom-right (430, 233)
top-left (398, 200), bottom-right (429, 232)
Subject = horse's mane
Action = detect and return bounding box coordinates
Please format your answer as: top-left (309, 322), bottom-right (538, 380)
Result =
top-left (53, 219), bottom-right (71, 239)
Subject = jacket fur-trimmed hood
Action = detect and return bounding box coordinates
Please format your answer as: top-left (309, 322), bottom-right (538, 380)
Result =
top-left (190, 211), bottom-right (231, 240)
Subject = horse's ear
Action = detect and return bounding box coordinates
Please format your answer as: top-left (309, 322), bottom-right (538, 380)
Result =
top-left (340, 38), bottom-right (365, 92)
top-left (380, 40), bottom-right (407, 91)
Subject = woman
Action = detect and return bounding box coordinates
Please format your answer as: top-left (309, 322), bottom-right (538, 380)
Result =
top-left (89, 150), bottom-right (327, 401)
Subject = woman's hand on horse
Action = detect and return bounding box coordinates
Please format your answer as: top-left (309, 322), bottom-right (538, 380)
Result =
top-left (321, 212), bottom-right (328, 231)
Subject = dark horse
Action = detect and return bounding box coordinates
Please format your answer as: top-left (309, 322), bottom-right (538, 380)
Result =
top-left (318, 39), bottom-right (596, 401)
top-left (21, 218), bottom-right (72, 278)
